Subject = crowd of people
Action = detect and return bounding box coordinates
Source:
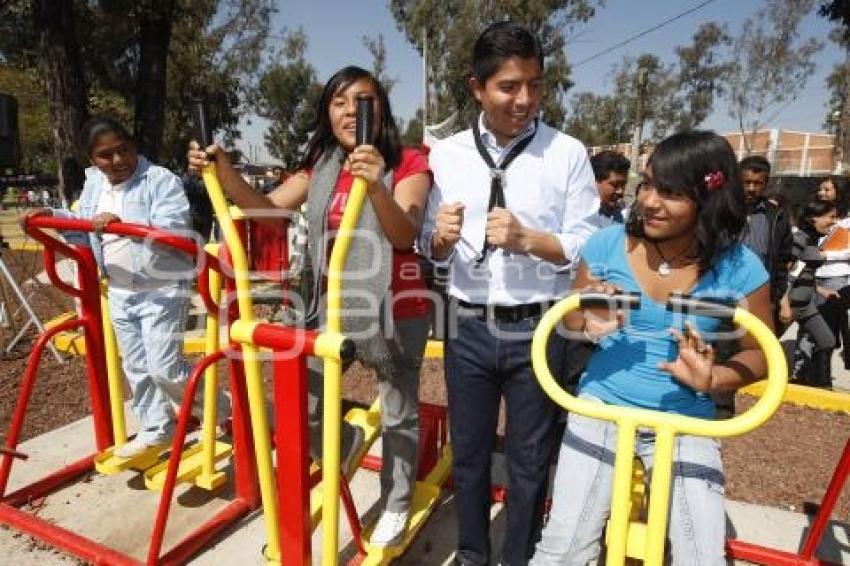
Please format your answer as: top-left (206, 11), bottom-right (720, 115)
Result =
top-left (20, 19), bottom-right (850, 566)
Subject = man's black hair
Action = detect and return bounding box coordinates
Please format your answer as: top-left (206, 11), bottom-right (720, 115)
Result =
top-left (471, 21), bottom-right (544, 84)
top-left (626, 130), bottom-right (747, 273)
top-left (590, 150), bottom-right (631, 182)
top-left (740, 155), bottom-right (771, 178)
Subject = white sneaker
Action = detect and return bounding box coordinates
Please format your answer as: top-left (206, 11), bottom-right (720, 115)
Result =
top-left (369, 510), bottom-right (409, 547)
top-left (114, 438), bottom-right (169, 459)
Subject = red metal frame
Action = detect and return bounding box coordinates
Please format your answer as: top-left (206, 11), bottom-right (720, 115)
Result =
top-left (248, 321), bottom-right (331, 565)
top-left (274, 352), bottom-right (312, 564)
top-left (726, 437), bottom-right (849, 566)
top-left (0, 217), bottom-right (258, 565)
top-left (147, 350), bottom-right (254, 565)
top-left (3, 216), bottom-right (458, 564)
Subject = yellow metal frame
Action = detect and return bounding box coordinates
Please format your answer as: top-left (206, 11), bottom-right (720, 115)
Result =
top-left (530, 294), bottom-right (788, 565)
top-left (202, 162), bottom-right (353, 565)
top-left (201, 162), bottom-right (282, 562)
top-left (318, 176), bottom-right (369, 565)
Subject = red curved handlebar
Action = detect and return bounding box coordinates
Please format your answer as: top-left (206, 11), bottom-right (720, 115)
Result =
top-left (23, 216), bottom-right (223, 313)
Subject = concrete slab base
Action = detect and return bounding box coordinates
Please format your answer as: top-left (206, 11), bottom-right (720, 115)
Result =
top-left (1, 409), bottom-right (848, 565)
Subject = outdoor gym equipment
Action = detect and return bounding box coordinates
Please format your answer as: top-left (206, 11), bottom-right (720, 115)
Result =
top-left (531, 291), bottom-right (788, 565)
top-left (196, 95), bottom-right (451, 565)
top-left (0, 217), bottom-right (261, 565)
top-left (196, 98), bottom-right (354, 565)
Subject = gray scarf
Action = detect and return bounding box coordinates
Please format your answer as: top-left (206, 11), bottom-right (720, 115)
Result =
top-left (301, 145), bottom-right (394, 369)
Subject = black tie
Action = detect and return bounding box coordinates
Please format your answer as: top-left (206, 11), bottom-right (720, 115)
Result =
top-left (471, 117), bottom-right (537, 265)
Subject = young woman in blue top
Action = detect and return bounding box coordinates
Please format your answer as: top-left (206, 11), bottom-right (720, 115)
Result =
top-left (531, 131), bottom-right (772, 565)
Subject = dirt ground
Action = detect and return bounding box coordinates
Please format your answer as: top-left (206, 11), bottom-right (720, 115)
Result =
top-left (0, 249), bottom-right (848, 519)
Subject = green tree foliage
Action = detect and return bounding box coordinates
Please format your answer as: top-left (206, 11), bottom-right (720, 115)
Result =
top-left (821, 0), bottom-right (850, 43)
top-left (80, 0), bottom-right (274, 165)
top-left (362, 33), bottom-right (399, 95)
top-left (610, 54), bottom-right (686, 142)
top-left (563, 92), bottom-right (623, 147)
top-left (253, 29), bottom-right (322, 169)
top-left (0, 65), bottom-right (52, 172)
top-left (726, 0), bottom-right (823, 150)
top-left (564, 20), bottom-right (753, 148)
top-left (820, 3), bottom-right (850, 171)
top-left (388, 0), bottom-right (600, 128)
top-left (0, 0), bottom-right (273, 171)
top-left (565, 51), bottom-right (692, 146)
top-left (824, 56), bottom-right (850, 132)
top-left (401, 107), bottom-right (424, 146)
top-left (676, 22), bottom-right (734, 130)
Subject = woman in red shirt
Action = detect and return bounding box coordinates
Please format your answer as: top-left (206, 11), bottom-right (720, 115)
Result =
top-left (188, 66), bottom-right (431, 546)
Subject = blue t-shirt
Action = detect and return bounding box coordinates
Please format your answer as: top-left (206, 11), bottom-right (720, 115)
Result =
top-left (577, 226), bottom-right (769, 418)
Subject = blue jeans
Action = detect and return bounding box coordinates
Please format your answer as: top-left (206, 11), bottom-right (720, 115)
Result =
top-left (108, 283), bottom-right (192, 444)
top-left (531, 400), bottom-right (726, 566)
top-left (446, 304), bottom-right (566, 566)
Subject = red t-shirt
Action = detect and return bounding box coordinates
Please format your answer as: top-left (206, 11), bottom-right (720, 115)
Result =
top-left (325, 147), bottom-right (431, 319)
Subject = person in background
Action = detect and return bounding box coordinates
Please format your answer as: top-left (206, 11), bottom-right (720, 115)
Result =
top-left (23, 116), bottom-right (230, 458)
top-left (531, 130), bottom-right (770, 566)
top-left (590, 150), bottom-right (630, 226)
top-left (561, 150), bottom-right (632, 391)
top-left (788, 200), bottom-right (837, 387)
top-left (740, 155), bottom-right (793, 333)
top-left (189, 65), bottom-right (431, 547)
top-left (261, 166), bottom-right (284, 194)
top-left (814, 175), bottom-right (850, 372)
top-left (817, 175), bottom-right (850, 223)
top-left (181, 170), bottom-right (215, 243)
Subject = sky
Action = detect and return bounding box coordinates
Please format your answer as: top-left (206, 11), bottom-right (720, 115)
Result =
top-left (236, 0), bottom-right (844, 164)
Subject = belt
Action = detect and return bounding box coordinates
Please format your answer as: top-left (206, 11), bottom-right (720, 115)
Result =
top-left (457, 299), bottom-right (547, 323)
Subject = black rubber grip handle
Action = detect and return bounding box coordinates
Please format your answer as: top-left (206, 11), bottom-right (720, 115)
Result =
top-left (666, 293), bottom-right (736, 320)
top-left (356, 95), bottom-right (374, 146)
top-left (191, 100), bottom-right (214, 148)
top-left (578, 291), bottom-right (641, 310)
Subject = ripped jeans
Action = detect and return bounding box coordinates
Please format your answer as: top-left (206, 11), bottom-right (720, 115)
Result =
top-left (531, 397), bottom-right (726, 566)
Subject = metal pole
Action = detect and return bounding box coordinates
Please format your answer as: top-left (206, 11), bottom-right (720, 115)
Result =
top-left (629, 67), bottom-right (649, 176)
top-left (0, 254), bottom-right (63, 362)
top-left (422, 26), bottom-right (428, 133)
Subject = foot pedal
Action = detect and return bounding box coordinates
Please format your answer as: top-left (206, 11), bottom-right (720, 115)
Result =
top-left (358, 481), bottom-right (442, 565)
top-left (143, 440), bottom-right (232, 491)
top-left (310, 401), bottom-right (382, 528)
top-left (94, 444), bottom-right (165, 474)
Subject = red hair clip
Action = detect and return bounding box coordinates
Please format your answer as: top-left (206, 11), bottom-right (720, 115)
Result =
top-left (704, 170), bottom-right (725, 191)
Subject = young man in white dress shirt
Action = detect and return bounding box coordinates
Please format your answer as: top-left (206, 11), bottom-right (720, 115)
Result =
top-left (420, 22), bottom-right (600, 566)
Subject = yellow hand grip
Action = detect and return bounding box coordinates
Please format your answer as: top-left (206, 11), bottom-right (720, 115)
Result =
top-left (321, 176), bottom-right (369, 565)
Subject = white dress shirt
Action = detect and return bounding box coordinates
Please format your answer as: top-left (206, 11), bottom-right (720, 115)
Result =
top-left (421, 114), bottom-right (600, 305)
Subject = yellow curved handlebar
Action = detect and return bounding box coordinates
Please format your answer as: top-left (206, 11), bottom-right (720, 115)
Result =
top-left (530, 293), bottom-right (787, 565)
top-left (200, 163), bottom-right (281, 562)
top-left (320, 176), bottom-right (369, 565)
top-left (202, 160), bottom-right (367, 565)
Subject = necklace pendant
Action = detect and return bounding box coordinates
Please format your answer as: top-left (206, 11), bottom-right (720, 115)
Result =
top-left (658, 261), bottom-right (671, 277)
